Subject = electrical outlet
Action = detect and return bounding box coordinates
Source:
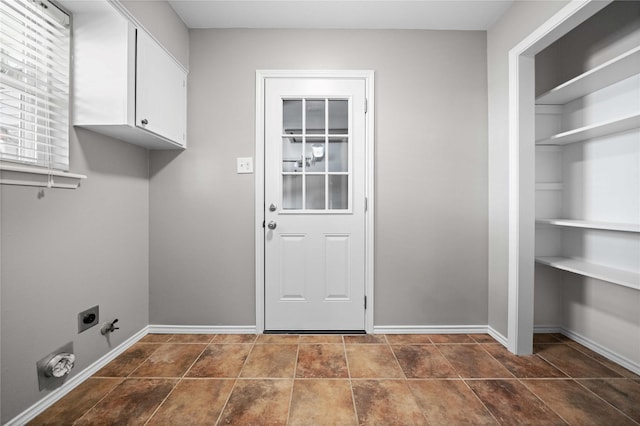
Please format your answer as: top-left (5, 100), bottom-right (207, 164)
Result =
top-left (78, 305), bottom-right (99, 333)
top-left (237, 157), bottom-right (253, 174)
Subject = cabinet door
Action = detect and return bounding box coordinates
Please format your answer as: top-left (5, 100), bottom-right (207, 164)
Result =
top-left (135, 30), bottom-right (186, 146)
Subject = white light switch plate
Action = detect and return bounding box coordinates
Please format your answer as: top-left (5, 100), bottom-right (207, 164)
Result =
top-left (237, 157), bottom-right (254, 174)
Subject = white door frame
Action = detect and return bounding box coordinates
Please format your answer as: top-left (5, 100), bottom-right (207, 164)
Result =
top-left (255, 70), bottom-right (375, 334)
top-left (507, 0), bottom-right (610, 354)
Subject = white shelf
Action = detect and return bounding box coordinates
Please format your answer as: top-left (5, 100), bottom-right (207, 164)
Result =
top-left (536, 46), bottom-right (640, 105)
top-left (536, 257), bottom-right (640, 290)
top-left (536, 182), bottom-right (563, 191)
top-left (536, 219), bottom-right (640, 233)
top-left (535, 113), bottom-right (640, 146)
top-left (0, 164), bottom-right (86, 189)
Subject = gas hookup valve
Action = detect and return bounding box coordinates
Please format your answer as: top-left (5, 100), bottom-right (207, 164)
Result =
top-left (100, 318), bottom-right (120, 335)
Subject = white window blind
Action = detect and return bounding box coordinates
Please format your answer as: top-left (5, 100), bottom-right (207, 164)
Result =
top-left (0, 0), bottom-right (71, 171)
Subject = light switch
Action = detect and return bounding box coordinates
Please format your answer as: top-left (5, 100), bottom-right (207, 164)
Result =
top-left (237, 157), bottom-right (253, 174)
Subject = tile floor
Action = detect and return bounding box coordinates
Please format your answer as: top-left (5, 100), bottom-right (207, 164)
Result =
top-left (30, 333), bottom-right (640, 425)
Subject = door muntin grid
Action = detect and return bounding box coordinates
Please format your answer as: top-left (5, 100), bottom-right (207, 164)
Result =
top-left (281, 97), bottom-right (351, 213)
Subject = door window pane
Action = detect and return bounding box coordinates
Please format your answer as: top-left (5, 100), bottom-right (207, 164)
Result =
top-left (280, 97), bottom-right (351, 212)
top-left (282, 137), bottom-right (302, 172)
top-left (283, 100), bottom-right (302, 134)
top-left (305, 137), bottom-right (325, 172)
top-left (283, 175), bottom-right (303, 210)
top-left (306, 175), bottom-right (326, 209)
top-left (328, 137), bottom-right (348, 172)
top-left (306, 100), bottom-right (325, 134)
top-left (328, 100), bottom-right (348, 134)
top-left (329, 175), bottom-right (348, 210)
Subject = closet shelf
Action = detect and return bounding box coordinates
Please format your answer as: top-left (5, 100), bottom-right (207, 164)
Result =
top-left (536, 219), bottom-right (640, 233)
top-left (535, 113), bottom-right (640, 146)
top-left (536, 46), bottom-right (640, 105)
top-left (536, 257), bottom-right (640, 290)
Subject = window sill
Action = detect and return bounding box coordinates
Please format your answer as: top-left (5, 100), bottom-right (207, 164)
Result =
top-left (0, 164), bottom-right (87, 189)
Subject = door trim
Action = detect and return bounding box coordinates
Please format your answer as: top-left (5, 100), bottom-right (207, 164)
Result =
top-left (255, 70), bottom-right (375, 333)
top-left (507, 0), bottom-right (610, 354)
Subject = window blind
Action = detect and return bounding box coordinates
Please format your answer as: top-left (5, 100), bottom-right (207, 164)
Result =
top-left (0, 0), bottom-right (71, 171)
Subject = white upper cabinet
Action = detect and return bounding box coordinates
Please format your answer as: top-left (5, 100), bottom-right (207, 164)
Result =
top-left (135, 31), bottom-right (187, 146)
top-left (67, 0), bottom-right (187, 149)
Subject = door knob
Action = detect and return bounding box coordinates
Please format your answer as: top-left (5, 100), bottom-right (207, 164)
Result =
top-left (267, 221), bottom-right (277, 230)
top-left (141, 118), bottom-right (148, 125)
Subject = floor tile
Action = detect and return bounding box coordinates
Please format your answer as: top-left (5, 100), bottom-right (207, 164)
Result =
top-left (28, 378), bottom-right (122, 425)
top-left (550, 333), bottom-right (572, 342)
top-left (567, 342), bottom-right (640, 379)
top-left (346, 344), bottom-right (404, 378)
top-left (130, 343), bottom-right (206, 377)
top-left (343, 334), bottom-right (386, 344)
top-left (74, 378), bottom-right (177, 425)
top-left (385, 334), bottom-right (432, 344)
top-left (218, 379), bottom-right (292, 425)
top-left (535, 344), bottom-right (623, 378)
top-left (352, 380), bottom-right (427, 425)
top-left (240, 344), bottom-right (298, 378)
top-left (146, 379), bottom-right (234, 425)
top-left (296, 344), bottom-right (348, 378)
top-left (139, 334), bottom-right (174, 343)
top-left (523, 379), bottom-right (637, 425)
top-left (484, 343), bottom-right (566, 378)
top-left (469, 333), bottom-right (498, 344)
top-left (408, 380), bottom-right (497, 425)
top-left (577, 378), bottom-right (640, 422)
top-left (299, 334), bottom-right (343, 343)
top-left (438, 344), bottom-right (513, 378)
top-left (289, 380), bottom-right (357, 425)
top-left (257, 334), bottom-right (300, 344)
top-left (93, 343), bottom-right (159, 377)
top-left (534, 333), bottom-right (565, 344)
top-left (428, 334), bottom-right (476, 344)
top-left (167, 334), bottom-right (215, 343)
top-left (467, 379), bottom-right (567, 425)
top-left (186, 344), bottom-right (252, 378)
top-left (392, 345), bottom-right (458, 378)
top-left (213, 334), bottom-right (257, 343)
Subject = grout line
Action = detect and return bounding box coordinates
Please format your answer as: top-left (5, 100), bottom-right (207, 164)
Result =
top-left (343, 335), bottom-right (360, 425)
top-left (143, 341), bottom-right (211, 425)
top-left (517, 378), bottom-right (573, 425)
top-left (214, 335), bottom-right (259, 424)
top-left (73, 341), bottom-right (165, 424)
top-left (573, 379), bottom-right (640, 425)
top-left (460, 378), bottom-right (502, 425)
top-left (284, 341), bottom-right (302, 425)
top-left (69, 378), bottom-right (124, 426)
top-left (431, 343), bottom-right (463, 380)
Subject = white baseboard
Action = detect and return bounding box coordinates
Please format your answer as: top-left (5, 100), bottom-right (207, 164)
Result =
top-left (147, 324), bottom-right (258, 334)
top-left (487, 326), bottom-right (508, 346)
top-left (533, 325), bottom-right (563, 334)
top-left (6, 326), bottom-right (149, 426)
top-left (373, 325), bottom-right (489, 335)
top-left (559, 328), bottom-right (640, 376)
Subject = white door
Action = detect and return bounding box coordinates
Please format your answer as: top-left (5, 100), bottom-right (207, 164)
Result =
top-left (264, 77), bottom-right (366, 331)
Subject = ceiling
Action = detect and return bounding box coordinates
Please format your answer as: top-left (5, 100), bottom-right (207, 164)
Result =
top-left (168, 0), bottom-right (514, 30)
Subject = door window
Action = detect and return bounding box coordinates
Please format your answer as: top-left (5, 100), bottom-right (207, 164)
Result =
top-left (281, 98), bottom-right (350, 211)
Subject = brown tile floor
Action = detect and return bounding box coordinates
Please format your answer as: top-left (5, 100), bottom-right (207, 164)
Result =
top-left (29, 333), bottom-right (640, 425)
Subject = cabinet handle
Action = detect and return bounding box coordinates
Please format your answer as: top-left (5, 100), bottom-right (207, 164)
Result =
top-left (141, 118), bottom-right (148, 125)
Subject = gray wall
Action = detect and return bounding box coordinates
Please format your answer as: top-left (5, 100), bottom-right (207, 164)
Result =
top-left (1, 131), bottom-right (149, 424)
top-left (486, 0), bottom-right (569, 337)
top-left (149, 29), bottom-right (489, 327)
top-left (0, 1), bottom-right (188, 422)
